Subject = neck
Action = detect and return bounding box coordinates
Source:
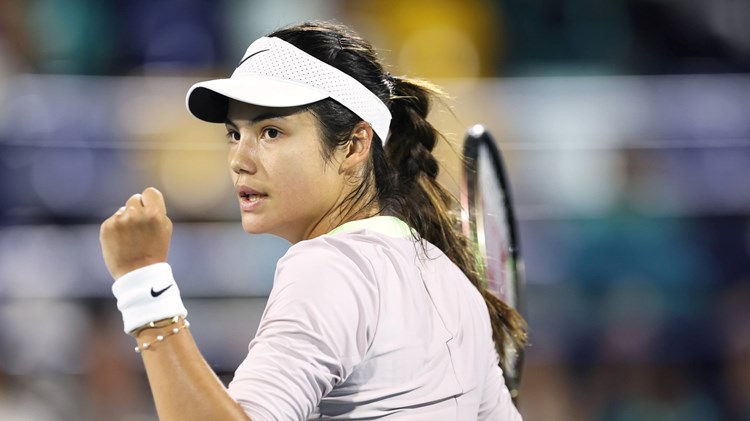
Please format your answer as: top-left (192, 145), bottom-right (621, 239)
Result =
top-left (299, 181), bottom-right (380, 243)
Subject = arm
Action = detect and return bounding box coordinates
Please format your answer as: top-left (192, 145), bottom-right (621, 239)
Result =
top-left (135, 321), bottom-right (250, 421)
top-left (477, 344), bottom-right (522, 421)
top-left (227, 240), bottom-right (377, 419)
top-left (100, 187), bottom-right (251, 421)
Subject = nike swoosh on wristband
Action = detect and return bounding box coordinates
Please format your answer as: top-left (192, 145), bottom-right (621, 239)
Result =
top-left (151, 284), bottom-right (173, 298)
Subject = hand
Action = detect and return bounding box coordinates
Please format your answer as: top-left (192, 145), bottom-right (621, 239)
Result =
top-left (100, 187), bottom-right (173, 280)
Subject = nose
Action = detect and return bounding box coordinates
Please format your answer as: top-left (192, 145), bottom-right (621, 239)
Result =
top-left (229, 138), bottom-right (257, 175)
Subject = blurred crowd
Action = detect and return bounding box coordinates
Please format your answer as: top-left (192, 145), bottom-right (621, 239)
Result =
top-left (1, 0), bottom-right (749, 420)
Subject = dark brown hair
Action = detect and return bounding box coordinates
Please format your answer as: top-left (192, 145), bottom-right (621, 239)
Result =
top-left (269, 21), bottom-right (527, 360)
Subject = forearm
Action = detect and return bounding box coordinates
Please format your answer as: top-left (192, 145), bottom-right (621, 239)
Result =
top-left (135, 323), bottom-right (251, 421)
top-left (100, 191), bottom-right (252, 420)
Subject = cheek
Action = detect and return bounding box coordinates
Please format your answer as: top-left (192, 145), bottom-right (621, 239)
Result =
top-left (269, 157), bottom-right (316, 198)
top-left (272, 158), bottom-right (337, 208)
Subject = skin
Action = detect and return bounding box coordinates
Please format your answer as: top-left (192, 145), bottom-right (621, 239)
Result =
top-left (225, 101), bottom-right (374, 243)
top-left (99, 100), bottom-right (375, 420)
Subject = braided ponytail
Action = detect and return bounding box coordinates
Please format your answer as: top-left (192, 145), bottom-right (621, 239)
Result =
top-left (269, 21), bottom-right (527, 361)
top-left (386, 76), bottom-right (528, 358)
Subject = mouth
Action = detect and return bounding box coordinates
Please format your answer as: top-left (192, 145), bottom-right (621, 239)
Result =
top-left (237, 187), bottom-right (268, 211)
top-left (239, 192), bottom-right (267, 202)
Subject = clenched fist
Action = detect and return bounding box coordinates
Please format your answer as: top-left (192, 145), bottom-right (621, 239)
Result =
top-left (100, 187), bottom-right (173, 280)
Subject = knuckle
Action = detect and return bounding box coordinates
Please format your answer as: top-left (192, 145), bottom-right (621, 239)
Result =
top-left (102, 217), bottom-right (116, 230)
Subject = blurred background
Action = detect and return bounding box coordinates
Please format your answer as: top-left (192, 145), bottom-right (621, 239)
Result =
top-left (1, 0), bottom-right (749, 420)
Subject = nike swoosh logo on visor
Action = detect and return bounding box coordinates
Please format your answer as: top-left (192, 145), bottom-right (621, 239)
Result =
top-left (238, 49), bottom-right (270, 66)
top-left (151, 284), bottom-right (173, 298)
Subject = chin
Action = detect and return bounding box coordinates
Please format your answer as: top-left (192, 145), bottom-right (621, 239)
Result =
top-left (241, 225), bottom-right (268, 236)
top-left (241, 225), bottom-right (263, 234)
top-left (240, 216), bottom-right (267, 234)
top-left (240, 215), bottom-right (299, 243)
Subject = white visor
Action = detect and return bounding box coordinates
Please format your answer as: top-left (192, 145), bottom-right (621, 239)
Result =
top-left (186, 36), bottom-right (392, 143)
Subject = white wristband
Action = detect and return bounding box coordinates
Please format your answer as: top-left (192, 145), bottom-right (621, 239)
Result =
top-left (112, 262), bottom-right (188, 335)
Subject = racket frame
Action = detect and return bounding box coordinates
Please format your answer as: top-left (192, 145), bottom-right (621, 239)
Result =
top-left (460, 124), bottom-right (525, 401)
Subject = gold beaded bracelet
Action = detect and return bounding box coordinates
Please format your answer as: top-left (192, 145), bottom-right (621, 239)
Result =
top-left (129, 315), bottom-right (182, 337)
top-left (134, 318), bottom-right (190, 354)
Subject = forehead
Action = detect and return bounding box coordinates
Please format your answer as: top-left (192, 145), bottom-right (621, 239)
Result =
top-left (226, 100), bottom-right (311, 125)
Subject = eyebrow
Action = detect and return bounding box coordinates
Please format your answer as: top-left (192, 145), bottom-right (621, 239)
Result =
top-left (225, 111), bottom-right (294, 128)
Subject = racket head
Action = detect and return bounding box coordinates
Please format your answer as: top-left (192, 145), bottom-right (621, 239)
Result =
top-left (460, 124), bottom-right (525, 399)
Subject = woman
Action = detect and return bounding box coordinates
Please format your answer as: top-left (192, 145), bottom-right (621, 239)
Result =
top-left (100, 21), bottom-right (526, 420)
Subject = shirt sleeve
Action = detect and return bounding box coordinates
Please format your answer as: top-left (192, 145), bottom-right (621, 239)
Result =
top-left (478, 344), bottom-right (523, 421)
top-left (227, 239), bottom-right (379, 421)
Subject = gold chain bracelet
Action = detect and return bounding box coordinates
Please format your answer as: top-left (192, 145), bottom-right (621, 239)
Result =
top-left (134, 318), bottom-right (190, 353)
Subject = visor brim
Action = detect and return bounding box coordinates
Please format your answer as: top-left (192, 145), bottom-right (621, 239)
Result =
top-left (186, 77), bottom-right (330, 123)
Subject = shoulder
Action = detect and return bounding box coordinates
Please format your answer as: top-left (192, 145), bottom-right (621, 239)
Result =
top-left (280, 232), bottom-right (371, 265)
top-left (277, 231), bottom-right (397, 281)
top-left (269, 232), bottom-right (389, 309)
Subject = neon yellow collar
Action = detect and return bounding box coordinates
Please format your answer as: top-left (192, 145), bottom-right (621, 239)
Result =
top-left (328, 215), bottom-right (412, 238)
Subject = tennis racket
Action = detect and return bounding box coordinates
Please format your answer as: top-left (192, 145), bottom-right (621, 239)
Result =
top-left (460, 124), bottom-right (525, 401)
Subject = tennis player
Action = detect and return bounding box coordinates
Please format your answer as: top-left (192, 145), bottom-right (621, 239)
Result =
top-left (100, 21), bottom-right (526, 420)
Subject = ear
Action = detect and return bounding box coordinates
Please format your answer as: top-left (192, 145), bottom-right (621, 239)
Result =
top-left (340, 122), bottom-right (374, 173)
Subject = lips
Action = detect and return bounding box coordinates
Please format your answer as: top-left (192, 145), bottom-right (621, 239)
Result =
top-left (236, 185), bottom-right (268, 211)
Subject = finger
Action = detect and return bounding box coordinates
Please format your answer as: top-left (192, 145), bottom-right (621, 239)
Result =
top-left (141, 187), bottom-right (167, 214)
top-left (125, 193), bottom-right (144, 209)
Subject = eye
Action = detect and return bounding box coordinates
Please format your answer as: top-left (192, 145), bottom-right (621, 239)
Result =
top-left (261, 128), bottom-right (281, 140)
top-left (226, 130), bottom-right (240, 142)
